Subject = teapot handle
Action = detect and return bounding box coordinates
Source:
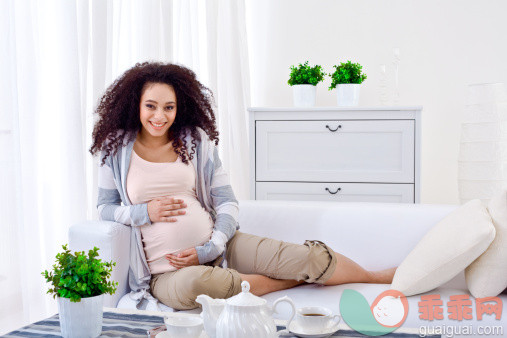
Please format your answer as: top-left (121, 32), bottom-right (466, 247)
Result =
top-left (272, 296), bottom-right (296, 336)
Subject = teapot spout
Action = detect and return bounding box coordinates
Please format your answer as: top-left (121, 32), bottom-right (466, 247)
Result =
top-left (196, 294), bottom-right (226, 338)
top-left (196, 294), bottom-right (226, 317)
top-left (195, 294), bottom-right (212, 309)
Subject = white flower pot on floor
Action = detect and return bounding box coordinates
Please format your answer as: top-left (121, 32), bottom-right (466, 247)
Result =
top-left (292, 84), bottom-right (316, 107)
top-left (336, 84), bottom-right (361, 106)
top-left (58, 294), bottom-right (104, 338)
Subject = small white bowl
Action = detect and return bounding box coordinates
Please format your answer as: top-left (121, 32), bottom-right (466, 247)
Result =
top-left (164, 315), bottom-right (203, 338)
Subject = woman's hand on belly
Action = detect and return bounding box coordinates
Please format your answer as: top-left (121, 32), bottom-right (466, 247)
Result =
top-left (165, 247), bottom-right (199, 269)
top-left (147, 196), bottom-right (187, 223)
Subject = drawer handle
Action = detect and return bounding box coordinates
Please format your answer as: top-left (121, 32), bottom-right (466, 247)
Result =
top-left (325, 124), bottom-right (342, 132)
top-left (325, 187), bottom-right (341, 195)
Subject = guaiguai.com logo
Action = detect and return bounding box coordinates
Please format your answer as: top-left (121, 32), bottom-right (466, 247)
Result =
top-left (340, 289), bottom-right (409, 336)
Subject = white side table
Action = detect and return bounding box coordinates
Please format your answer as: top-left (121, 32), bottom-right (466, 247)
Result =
top-left (248, 106), bottom-right (422, 203)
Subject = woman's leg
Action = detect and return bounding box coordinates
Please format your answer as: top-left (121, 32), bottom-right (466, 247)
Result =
top-left (322, 251), bottom-right (397, 285)
top-left (150, 265), bottom-right (242, 310)
top-left (226, 232), bottom-right (397, 294)
top-left (238, 273), bottom-right (304, 296)
top-left (226, 232), bottom-right (335, 295)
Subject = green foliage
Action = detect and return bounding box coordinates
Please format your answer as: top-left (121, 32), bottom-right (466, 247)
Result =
top-left (288, 61), bottom-right (326, 86)
top-left (328, 60), bottom-right (367, 90)
top-left (42, 244), bottom-right (118, 302)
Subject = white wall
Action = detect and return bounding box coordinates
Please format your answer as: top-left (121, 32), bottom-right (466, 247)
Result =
top-left (245, 0), bottom-right (507, 205)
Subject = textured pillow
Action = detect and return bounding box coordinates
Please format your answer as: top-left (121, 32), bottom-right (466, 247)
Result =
top-left (391, 199), bottom-right (495, 296)
top-left (465, 189), bottom-right (507, 298)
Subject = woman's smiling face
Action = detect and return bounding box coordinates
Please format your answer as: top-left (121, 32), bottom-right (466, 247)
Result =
top-left (139, 82), bottom-right (177, 140)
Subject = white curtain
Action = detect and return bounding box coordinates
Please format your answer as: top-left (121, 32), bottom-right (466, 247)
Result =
top-left (173, 0), bottom-right (251, 200)
top-left (1, 0), bottom-right (89, 332)
top-left (1, 0), bottom-right (250, 333)
top-left (211, 0), bottom-right (251, 200)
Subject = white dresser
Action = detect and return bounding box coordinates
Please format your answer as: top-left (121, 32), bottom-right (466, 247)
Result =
top-left (248, 107), bottom-right (422, 203)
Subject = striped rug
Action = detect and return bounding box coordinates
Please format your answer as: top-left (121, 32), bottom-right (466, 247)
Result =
top-left (3, 311), bottom-right (164, 337)
top-left (3, 310), bottom-right (438, 337)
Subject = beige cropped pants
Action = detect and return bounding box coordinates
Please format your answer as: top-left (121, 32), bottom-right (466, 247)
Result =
top-left (150, 231), bottom-right (337, 310)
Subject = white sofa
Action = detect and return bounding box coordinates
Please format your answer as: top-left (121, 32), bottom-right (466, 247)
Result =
top-left (69, 200), bottom-right (507, 334)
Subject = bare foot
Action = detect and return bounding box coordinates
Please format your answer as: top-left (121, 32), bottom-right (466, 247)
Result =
top-left (368, 267), bottom-right (397, 284)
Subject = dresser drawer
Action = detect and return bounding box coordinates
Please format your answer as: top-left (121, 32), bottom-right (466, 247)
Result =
top-left (256, 182), bottom-right (415, 203)
top-left (256, 120), bottom-right (415, 183)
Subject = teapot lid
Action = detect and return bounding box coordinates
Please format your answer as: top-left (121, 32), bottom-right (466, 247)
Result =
top-left (226, 281), bottom-right (266, 307)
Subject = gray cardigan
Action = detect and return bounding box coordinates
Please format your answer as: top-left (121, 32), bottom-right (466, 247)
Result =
top-left (97, 127), bottom-right (239, 307)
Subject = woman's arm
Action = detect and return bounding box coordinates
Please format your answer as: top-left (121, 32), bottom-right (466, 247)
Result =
top-left (97, 155), bottom-right (187, 226)
top-left (97, 159), bottom-right (151, 226)
top-left (194, 145), bottom-right (239, 264)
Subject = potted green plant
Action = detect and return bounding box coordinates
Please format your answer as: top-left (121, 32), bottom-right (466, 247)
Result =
top-left (42, 245), bottom-right (118, 338)
top-left (328, 60), bottom-right (367, 106)
top-left (288, 61), bottom-right (326, 107)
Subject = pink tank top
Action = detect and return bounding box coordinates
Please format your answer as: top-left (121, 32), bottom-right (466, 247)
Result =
top-left (126, 150), bottom-right (213, 274)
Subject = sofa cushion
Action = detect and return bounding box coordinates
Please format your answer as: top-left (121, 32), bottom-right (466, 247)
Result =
top-left (391, 199), bottom-right (495, 296)
top-left (465, 189), bottom-right (507, 298)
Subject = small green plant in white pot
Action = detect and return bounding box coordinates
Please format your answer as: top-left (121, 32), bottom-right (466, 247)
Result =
top-left (329, 60), bottom-right (367, 106)
top-left (42, 245), bottom-right (117, 338)
top-left (288, 61), bottom-right (326, 107)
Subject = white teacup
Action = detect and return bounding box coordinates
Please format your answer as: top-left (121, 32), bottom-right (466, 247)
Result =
top-left (164, 315), bottom-right (203, 338)
top-left (296, 306), bottom-right (341, 333)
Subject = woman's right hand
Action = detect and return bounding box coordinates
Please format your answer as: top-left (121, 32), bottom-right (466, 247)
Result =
top-left (147, 196), bottom-right (187, 223)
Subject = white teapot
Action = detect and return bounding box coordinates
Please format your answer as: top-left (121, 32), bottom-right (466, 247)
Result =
top-left (196, 281), bottom-right (296, 338)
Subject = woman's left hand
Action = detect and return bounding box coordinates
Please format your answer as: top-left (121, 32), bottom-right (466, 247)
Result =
top-left (166, 248), bottom-right (199, 269)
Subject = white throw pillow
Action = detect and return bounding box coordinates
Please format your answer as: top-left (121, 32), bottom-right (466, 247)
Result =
top-left (465, 189), bottom-right (507, 298)
top-left (391, 199), bottom-right (496, 296)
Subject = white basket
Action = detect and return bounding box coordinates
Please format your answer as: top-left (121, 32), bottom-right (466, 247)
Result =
top-left (460, 122), bottom-right (507, 142)
top-left (458, 160), bottom-right (507, 180)
top-left (458, 141), bottom-right (507, 161)
top-left (463, 102), bottom-right (507, 123)
top-left (458, 179), bottom-right (505, 201)
top-left (459, 83), bottom-right (507, 203)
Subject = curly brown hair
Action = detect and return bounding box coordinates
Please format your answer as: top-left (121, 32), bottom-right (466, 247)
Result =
top-left (89, 61), bottom-right (219, 165)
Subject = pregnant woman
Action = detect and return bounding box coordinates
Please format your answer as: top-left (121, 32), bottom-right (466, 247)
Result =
top-left (90, 62), bottom-right (397, 310)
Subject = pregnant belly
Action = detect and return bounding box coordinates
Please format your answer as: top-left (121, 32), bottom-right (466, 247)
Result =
top-left (140, 197), bottom-right (213, 274)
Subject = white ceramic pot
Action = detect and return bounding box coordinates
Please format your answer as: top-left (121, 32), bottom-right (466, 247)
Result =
top-left (199, 281), bottom-right (296, 338)
top-left (336, 83), bottom-right (361, 106)
top-left (58, 294), bottom-right (104, 338)
top-left (292, 84), bottom-right (316, 107)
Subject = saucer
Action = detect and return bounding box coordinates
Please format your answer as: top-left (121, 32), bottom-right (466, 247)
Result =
top-left (288, 320), bottom-right (339, 338)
